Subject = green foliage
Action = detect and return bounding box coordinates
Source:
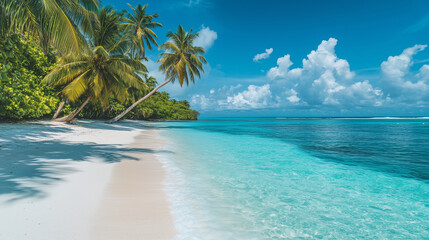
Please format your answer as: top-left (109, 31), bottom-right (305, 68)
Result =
top-left (0, 0), bottom-right (98, 54)
top-left (0, 34), bottom-right (59, 120)
top-left (77, 91), bottom-right (199, 120)
top-left (158, 25), bottom-right (207, 86)
top-left (42, 45), bottom-right (147, 108)
top-left (109, 25), bottom-right (207, 122)
top-left (0, 34), bottom-right (199, 121)
top-left (122, 3), bottom-right (162, 59)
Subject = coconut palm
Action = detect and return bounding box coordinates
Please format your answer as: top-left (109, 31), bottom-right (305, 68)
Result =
top-left (109, 25), bottom-right (206, 123)
top-left (87, 6), bottom-right (126, 53)
top-left (0, 0), bottom-right (99, 54)
top-left (145, 75), bottom-right (157, 89)
top-left (44, 6), bottom-right (148, 123)
top-left (122, 3), bottom-right (162, 59)
top-left (43, 46), bottom-right (147, 123)
top-left (50, 6), bottom-right (124, 120)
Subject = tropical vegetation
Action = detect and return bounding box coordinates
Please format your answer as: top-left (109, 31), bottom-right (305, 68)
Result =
top-left (110, 25), bottom-right (207, 122)
top-left (0, 0), bottom-right (207, 122)
top-left (0, 34), bottom-right (58, 120)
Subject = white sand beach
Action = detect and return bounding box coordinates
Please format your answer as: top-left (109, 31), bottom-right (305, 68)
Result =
top-left (0, 121), bottom-right (176, 240)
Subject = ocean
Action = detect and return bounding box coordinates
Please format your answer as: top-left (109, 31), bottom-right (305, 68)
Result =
top-left (155, 118), bottom-right (429, 239)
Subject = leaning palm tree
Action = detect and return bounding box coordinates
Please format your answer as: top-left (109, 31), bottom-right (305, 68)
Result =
top-left (52, 7), bottom-right (124, 120)
top-left (109, 25), bottom-right (207, 123)
top-left (43, 46), bottom-right (147, 123)
top-left (122, 3), bottom-right (162, 59)
top-left (50, 6), bottom-right (131, 120)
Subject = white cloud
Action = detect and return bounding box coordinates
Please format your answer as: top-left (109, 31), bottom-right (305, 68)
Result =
top-left (417, 65), bottom-right (429, 81)
top-left (267, 54), bottom-right (295, 79)
top-left (301, 38), bottom-right (354, 80)
top-left (253, 48), bottom-right (273, 62)
top-left (381, 45), bottom-right (426, 80)
top-left (286, 89), bottom-right (300, 103)
top-left (221, 84), bottom-right (272, 109)
top-left (380, 45), bottom-right (428, 101)
top-left (194, 26), bottom-right (217, 50)
top-left (267, 38), bottom-right (380, 107)
top-left (342, 80), bottom-right (383, 107)
top-left (190, 39), bottom-right (429, 113)
top-left (190, 94), bottom-right (211, 110)
top-left (191, 84), bottom-right (273, 110)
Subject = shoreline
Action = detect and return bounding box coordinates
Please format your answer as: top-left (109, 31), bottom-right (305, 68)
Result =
top-left (91, 128), bottom-right (177, 239)
top-left (0, 121), bottom-right (177, 239)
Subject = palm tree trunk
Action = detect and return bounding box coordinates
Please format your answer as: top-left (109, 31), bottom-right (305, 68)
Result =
top-left (109, 79), bottom-right (172, 123)
top-left (55, 97), bottom-right (91, 123)
top-left (52, 101), bottom-right (65, 120)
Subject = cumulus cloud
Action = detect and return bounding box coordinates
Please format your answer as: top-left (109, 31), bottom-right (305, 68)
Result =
top-left (221, 84), bottom-right (272, 109)
top-left (190, 39), bottom-right (429, 113)
top-left (286, 89), bottom-right (300, 103)
top-left (342, 80), bottom-right (383, 107)
top-left (194, 26), bottom-right (217, 50)
top-left (191, 85), bottom-right (238, 110)
top-left (381, 45), bottom-right (426, 80)
top-left (266, 38), bottom-right (382, 107)
top-left (190, 94), bottom-right (211, 110)
top-left (267, 54), bottom-right (294, 79)
top-left (253, 48), bottom-right (274, 62)
top-left (380, 45), bottom-right (429, 102)
top-left (191, 84), bottom-right (273, 110)
top-left (417, 64), bottom-right (429, 81)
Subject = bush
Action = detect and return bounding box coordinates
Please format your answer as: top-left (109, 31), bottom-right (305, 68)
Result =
top-left (78, 91), bottom-right (199, 120)
top-left (0, 34), bottom-right (59, 120)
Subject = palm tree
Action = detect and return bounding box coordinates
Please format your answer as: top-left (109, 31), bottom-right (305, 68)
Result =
top-left (122, 3), bottom-right (162, 59)
top-left (1, 0), bottom-right (98, 120)
top-left (0, 0), bottom-right (99, 54)
top-left (48, 6), bottom-right (140, 121)
top-left (145, 75), bottom-right (158, 89)
top-left (52, 95), bottom-right (66, 119)
top-left (109, 25), bottom-right (207, 123)
top-left (87, 6), bottom-right (125, 53)
top-left (43, 46), bottom-right (147, 123)
top-left (43, 7), bottom-right (148, 123)
top-left (52, 7), bottom-right (123, 120)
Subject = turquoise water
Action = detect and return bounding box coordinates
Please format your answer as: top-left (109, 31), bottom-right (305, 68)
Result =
top-left (155, 118), bottom-right (429, 239)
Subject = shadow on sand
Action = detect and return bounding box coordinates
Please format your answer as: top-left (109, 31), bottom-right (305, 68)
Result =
top-left (0, 121), bottom-right (171, 202)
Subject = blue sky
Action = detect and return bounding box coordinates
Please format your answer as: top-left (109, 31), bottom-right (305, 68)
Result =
top-left (104, 0), bottom-right (429, 117)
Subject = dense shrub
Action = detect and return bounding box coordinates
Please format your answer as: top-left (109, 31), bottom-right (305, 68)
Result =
top-left (77, 91), bottom-right (199, 120)
top-left (0, 34), bottom-right (59, 120)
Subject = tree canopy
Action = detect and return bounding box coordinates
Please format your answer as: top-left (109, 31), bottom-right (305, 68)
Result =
top-left (0, 1), bottom-right (202, 122)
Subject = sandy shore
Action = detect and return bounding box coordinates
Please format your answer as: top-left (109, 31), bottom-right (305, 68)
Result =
top-left (91, 129), bottom-right (176, 240)
top-left (0, 121), bottom-right (176, 240)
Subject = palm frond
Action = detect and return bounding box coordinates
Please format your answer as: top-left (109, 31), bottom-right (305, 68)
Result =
top-left (157, 25), bottom-right (207, 86)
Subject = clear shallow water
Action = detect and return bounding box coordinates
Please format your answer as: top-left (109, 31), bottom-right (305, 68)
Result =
top-left (155, 118), bottom-right (429, 239)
